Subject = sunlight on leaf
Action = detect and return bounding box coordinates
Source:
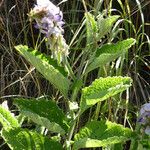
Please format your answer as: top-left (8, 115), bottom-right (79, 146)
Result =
top-left (2, 127), bottom-right (63, 150)
top-left (86, 38), bottom-right (136, 74)
top-left (14, 98), bottom-right (69, 135)
top-left (73, 120), bottom-right (136, 149)
top-left (15, 45), bottom-right (70, 98)
top-left (0, 106), bottom-right (19, 129)
top-left (80, 76), bottom-right (132, 113)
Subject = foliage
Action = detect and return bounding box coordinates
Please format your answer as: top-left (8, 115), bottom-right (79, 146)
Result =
top-left (14, 98), bottom-right (69, 135)
top-left (85, 38), bottom-right (136, 73)
top-left (2, 128), bottom-right (63, 150)
top-left (15, 45), bottom-right (70, 98)
top-left (0, 105), bottom-right (19, 129)
top-left (80, 76), bottom-right (132, 113)
top-left (73, 120), bottom-right (136, 149)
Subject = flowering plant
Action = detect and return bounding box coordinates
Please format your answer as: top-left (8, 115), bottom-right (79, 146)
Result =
top-left (1, 0), bottom-right (144, 150)
top-left (29, 0), bottom-right (68, 63)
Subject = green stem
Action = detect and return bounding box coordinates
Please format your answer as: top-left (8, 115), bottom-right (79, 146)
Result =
top-left (94, 102), bottom-right (101, 120)
top-left (66, 110), bottom-right (81, 149)
top-left (64, 57), bottom-right (76, 81)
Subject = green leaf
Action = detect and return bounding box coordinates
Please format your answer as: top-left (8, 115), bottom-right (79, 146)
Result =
top-left (1, 127), bottom-right (63, 150)
top-left (97, 15), bottom-right (120, 39)
top-left (80, 76), bottom-right (132, 113)
top-left (73, 120), bottom-right (136, 149)
top-left (15, 45), bottom-right (70, 97)
top-left (113, 143), bottom-right (124, 150)
top-left (85, 38), bottom-right (136, 74)
top-left (0, 105), bottom-right (19, 129)
top-left (85, 12), bottom-right (98, 45)
top-left (14, 98), bottom-right (69, 135)
top-left (85, 13), bottom-right (119, 46)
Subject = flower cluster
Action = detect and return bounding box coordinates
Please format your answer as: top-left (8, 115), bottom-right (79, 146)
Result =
top-left (29, 0), bottom-right (68, 63)
top-left (30, 0), bottom-right (64, 37)
top-left (138, 103), bottom-right (150, 135)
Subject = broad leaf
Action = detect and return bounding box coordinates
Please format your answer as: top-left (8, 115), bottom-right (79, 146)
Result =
top-left (0, 105), bottom-right (19, 129)
top-left (2, 127), bottom-right (63, 150)
top-left (15, 45), bottom-right (70, 97)
top-left (85, 38), bottom-right (136, 74)
top-left (97, 15), bottom-right (120, 39)
top-left (14, 98), bottom-right (69, 135)
top-left (80, 76), bottom-right (132, 113)
top-left (73, 120), bottom-right (136, 149)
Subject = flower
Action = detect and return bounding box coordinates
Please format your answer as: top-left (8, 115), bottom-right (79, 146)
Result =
top-left (138, 103), bottom-right (150, 135)
top-left (30, 0), bottom-right (64, 37)
top-left (138, 103), bottom-right (150, 124)
top-left (29, 0), bottom-right (69, 63)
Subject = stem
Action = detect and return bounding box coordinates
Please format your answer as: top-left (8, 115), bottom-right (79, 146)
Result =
top-left (66, 110), bottom-right (81, 149)
top-left (108, 97), bottom-right (112, 121)
top-left (64, 57), bottom-right (76, 81)
top-left (124, 89), bottom-right (129, 126)
top-left (94, 102), bottom-right (101, 120)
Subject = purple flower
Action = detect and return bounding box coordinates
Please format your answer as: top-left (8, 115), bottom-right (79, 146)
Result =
top-left (138, 111), bottom-right (150, 124)
top-left (30, 0), bottom-right (64, 37)
top-left (29, 0), bottom-right (69, 63)
top-left (138, 103), bottom-right (150, 123)
top-left (138, 103), bottom-right (150, 135)
top-left (140, 103), bottom-right (150, 114)
top-left (36, 0), bottom-right (60, 16)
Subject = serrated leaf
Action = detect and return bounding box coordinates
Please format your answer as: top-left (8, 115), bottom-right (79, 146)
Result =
top-left (86, 38), bottom-right (136, 74)
top-left (97, 15), bottom-right (120, 39)
top-left (14, 98), bottom-right (69, 135)
top-left (15, 45), bottom-right (70, 97)
top-left (80, 76), bottom-right (132, 113)
top-left (0, 106), bottom-right (19, 129)
top-left (1, 127), bottom-right (63, 150)
top-left (73, 120), bottom-right (136, 149)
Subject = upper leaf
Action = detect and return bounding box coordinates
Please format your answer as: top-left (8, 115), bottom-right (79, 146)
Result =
top-left (2, 127), bottom-right (63, 150)
top-left (80, 76), bottom-right (132, 113)
top-left (85, 38), bottom-right (136, 74)
top-left (85, 13), bottom-right (119, 47)
top-left (0, 105), bottom-right (19, 129)
top-left (15, 45), bottom-right (70, 97)
top-left (85, 12), bottom-right (98, 46)
top-left (73, 120), bottom-right (136, 149)
top-left (97, 15), bottom-right (120, 40)
top-left (14, 98), bottom-right (69, 135)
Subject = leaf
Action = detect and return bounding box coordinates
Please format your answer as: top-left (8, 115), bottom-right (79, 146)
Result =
top-left (15, 45), bottom-right (70, 97)
top-left (97, 15), bottom-right (120, 39)
top-left (0, 105), bottom-right (19, 129)
top-left (73, 120), bottom-right (136, 149)
top-left (85, 13), bottom-right (119, 46)
top-left (14, 98), bottom-right (69, 135)
top-left (85, 12), bottom-right (98, 45)
top-left (85, 38), bottom-right (136, 74)
top-left (1, 127), bottom-right (63, 150)
top-left (80, 76), bottom-right (132, 113)
top-left (113, 143), bottom-right (124, 150)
